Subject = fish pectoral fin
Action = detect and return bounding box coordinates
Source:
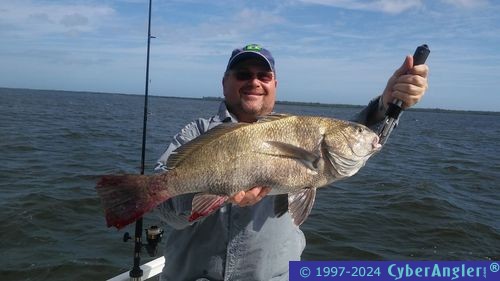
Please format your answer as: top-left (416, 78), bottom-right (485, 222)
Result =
top-left (288, 188), bottom-right (317, 226)
top-left (264, 141), bottom-right (321, 171)
top-left (189, 194), bottom-right (228, 222)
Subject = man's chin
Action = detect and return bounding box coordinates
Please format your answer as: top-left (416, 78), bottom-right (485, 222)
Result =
top-left (241, 103), bottom-right (262, 115)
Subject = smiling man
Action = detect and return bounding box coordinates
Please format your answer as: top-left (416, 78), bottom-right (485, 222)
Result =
top-left (155, 43), bottom-right (429, 281)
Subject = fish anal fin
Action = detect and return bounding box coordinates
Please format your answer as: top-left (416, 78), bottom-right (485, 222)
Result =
top-left (288, 188), bottom-right (317, 226)
top-left (189, 194), bottom-right (228, 222)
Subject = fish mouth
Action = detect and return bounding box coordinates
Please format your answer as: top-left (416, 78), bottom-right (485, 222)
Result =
top-left (372, 135), bottom-right (382, 151)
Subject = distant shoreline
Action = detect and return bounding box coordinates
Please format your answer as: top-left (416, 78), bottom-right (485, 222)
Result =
top-left (1, 86), bottom-right (498, 115)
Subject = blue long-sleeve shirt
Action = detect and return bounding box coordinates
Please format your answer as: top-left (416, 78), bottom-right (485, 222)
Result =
top-left (155, 97), bottom-right (385, 281)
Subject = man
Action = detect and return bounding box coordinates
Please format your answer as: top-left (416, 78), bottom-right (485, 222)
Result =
top-left (155, 44), bottom-right (429, 281)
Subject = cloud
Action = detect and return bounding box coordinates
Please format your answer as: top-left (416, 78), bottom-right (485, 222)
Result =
top-left (0, 0), bottom-right (115, 37)
top-left (60, 13), bottom-right (90, 28)
top-left (297, 0), bottom-right (423, 14)
top-left (297, 0), bottom-right (493, 14)
top-left (150, 7), bottom-right (287, 58)
top-left (440, 0), bottom-right (489, 9)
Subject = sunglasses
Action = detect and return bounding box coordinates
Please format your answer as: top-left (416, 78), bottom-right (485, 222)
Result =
top-left (231, 70), bottom-right (274, 83)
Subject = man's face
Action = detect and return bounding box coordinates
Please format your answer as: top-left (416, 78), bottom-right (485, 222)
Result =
top-left (222, 58), bottom-right (277, 123)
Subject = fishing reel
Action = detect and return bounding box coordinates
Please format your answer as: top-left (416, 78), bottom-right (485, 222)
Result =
top-left (123, 225), bottom-right (164, 257)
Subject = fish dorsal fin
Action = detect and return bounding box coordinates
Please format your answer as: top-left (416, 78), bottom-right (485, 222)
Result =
top-left (167, 122), bottom-right (249, 169)
top-left (256, 113), bottom-right (292, 123)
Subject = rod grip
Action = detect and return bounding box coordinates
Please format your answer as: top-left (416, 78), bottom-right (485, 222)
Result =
top-left (413, 44), bottom-right (430, 66)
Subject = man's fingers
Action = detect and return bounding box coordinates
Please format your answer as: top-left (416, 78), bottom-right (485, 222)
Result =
top-left (395, 74), bottom-right (427, 88)
top-left (232, 186), bottom-right (271, 207)
top-left (408, 64), bottom-right (429, 78)
top-left (246, 187), bottom-right (263, 198)
top-left (229, 191), bottom-right (246, 204)
top-left (392, 82), bottom-right (424, 95)
top-left (240, 187), bottom-right (264, 205)
top-left (260, 187), bottom-right (272, 197)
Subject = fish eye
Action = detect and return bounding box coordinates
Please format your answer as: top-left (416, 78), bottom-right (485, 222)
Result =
top-left (357, 127), bottom-right (364, 133)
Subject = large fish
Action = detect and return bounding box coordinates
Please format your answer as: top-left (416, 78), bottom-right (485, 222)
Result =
top-left (96, 114), bottom-right (381, 229)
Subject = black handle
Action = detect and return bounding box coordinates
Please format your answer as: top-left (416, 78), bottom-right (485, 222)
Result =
top-left (413, 44), bottom-right (430, 66)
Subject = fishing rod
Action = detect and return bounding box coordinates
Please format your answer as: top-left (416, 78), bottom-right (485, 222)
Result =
top-left (123, 0), bottom-right (163, 280)
top-left (378, 44), bottom-right (430, 145)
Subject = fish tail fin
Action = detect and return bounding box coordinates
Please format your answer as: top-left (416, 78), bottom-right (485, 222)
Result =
top-left (96, 174), bottom-right (172, 229)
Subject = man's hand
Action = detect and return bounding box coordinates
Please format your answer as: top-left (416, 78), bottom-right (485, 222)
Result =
top-left (229, 186), bottom-right (271, 207)
top-left (382, 55), bottom-right (429, 110)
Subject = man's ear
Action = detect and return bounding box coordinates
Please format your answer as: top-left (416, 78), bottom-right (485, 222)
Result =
top-left (222, 76), bottom-right (226, 87)
top-left (222, 76), bottom-right (228, 98)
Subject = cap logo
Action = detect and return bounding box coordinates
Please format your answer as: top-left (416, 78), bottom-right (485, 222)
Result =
top-left (226, 44), bottom-right (275, 73)
top-left (243, 44), bottom-right (262, 52)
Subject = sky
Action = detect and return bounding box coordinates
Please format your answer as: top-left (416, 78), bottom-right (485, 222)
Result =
top-left (1, 0), bottom-right (499, 112)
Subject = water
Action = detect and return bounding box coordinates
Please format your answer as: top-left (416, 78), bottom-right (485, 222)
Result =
top-left (1, 88), bottom-right (499, 280)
